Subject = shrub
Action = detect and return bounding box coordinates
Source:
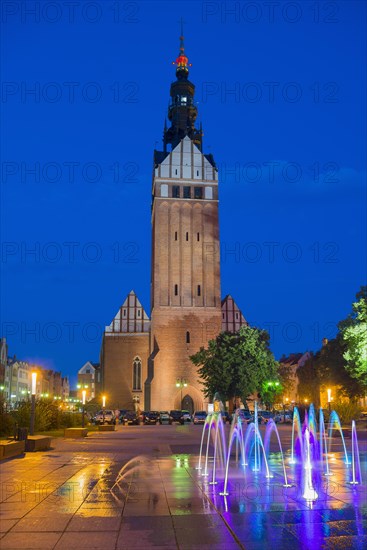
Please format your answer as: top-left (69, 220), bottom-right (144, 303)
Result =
top-left (332, 400), bottom-right (362, 425)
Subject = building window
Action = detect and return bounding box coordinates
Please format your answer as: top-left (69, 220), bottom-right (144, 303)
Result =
top-left (197, 285), bottom-right (201, 296)
top-left (186, 232), bottom-right (189, 241)
top-left (161, 184), bottom-right (168, 197)
top-left (205, 186), bottom-right (213, 200)
top-left (174, 231), bottom-right (178, 241)
top-left (174, 284), bottom-right (178, 296)
top-left (197, 233), bottom-right (200, 242)
top-left (133, 357), bottom-right (142, 391)
top-left (236, 313), bottom-right (239, 320)
top-left (175, 169), bottom-right (178, 175)
top-left (186, 331), bottom-right (190, 344)
top-left (86, 369), bottom-right (90, 374)
top-left (138, 310), bottom-right (141, 317)
top-left (123, 309), bottom-right (126, 316)
top-left (172, 185), bottom-right (180, 198)
top-left (222, 313), bottom-right (225, 319)
top-left (197, 170), bottom-right (199, 176)
top-left (194, 187), bottom-right (203, 199)
top-left (183, 186), bottom-right (191, 199)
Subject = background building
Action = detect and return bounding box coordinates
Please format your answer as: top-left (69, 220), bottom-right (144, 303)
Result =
top-left (77, 361), bottom-right (102, 401)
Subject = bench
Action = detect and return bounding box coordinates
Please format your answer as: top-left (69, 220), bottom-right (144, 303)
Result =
top-left (25, 435), bottom-right (52, 452)
top-left (0, 440), bottom-right (25, 460)
top-left (64, 428), bottom-right (88, 438)
top-left (98, 425), bottom-right (115, 432)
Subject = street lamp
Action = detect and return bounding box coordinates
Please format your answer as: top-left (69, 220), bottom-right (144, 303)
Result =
top-left (283, 397), bottom-right (289, 423)
top-left (82, 390), bottom-right (86, 428)
top-left (30, 372), bottom-right (37, 436)
top-left (327, 388), bottom-right (332, 413)
top-left (77, 384), bottom-right (89, 427)
top-left (176, 378), bottom-right (187, 409)
top-left (102, 395), bottom-right (106, 424)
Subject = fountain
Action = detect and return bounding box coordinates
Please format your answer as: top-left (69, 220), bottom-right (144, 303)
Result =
top-left (197, 402), bottom-right (363, 503)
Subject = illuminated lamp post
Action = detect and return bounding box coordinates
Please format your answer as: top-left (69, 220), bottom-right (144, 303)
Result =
top-left (102, 395), bottom-right (106, 424)
top-left (283, 397), bottom-right (289, 423)
top-left (30, 372), bottom-right (37, 436)
top-left (77, 384), bottom-right (89, 427)
top-left (176, 378), bottom-right (188, 409)
top-left (327, 388), bottom-right (332, 414)
top-left (82, 390), bottom-right (86, 428)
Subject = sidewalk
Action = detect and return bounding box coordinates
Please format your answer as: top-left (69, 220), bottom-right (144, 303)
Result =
top-left (0, 428), bottom-right (366, 549)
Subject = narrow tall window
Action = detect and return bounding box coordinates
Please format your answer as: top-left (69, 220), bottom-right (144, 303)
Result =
top-left (186, 331), bottom-right (190, 344)
top-left (197, 285), bottom-right (201, 296)
top-left (174, 284), bottom-right (178, 296)
top-left (174, 231), bottom-right (178, 241)
top-left (186, 232), bottom-right (189, 241)
top-left (197, 233), bottom-right (200, 241)
top-left (172, 185), bottom-right (180, 198)
top-left (133, 357), bottom-right (142, 391)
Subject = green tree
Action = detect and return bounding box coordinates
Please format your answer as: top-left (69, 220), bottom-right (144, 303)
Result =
top-left (339, 286), bottom-right (367, 389)
top-left (315, 335), bottom-right (364, 399)
top-left (190, 325), bottom-right (278, 407)
top-left (296, 355), bottom-right (321, 407)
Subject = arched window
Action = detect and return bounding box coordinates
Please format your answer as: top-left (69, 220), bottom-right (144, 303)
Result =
top-left (133, 357), bottom-right (142, 391)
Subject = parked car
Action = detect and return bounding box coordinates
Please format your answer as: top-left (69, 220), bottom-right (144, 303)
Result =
top-left (94, 410), bottom-right (116, 425)
top-left (236, 410), bottom-right (252, 424)
top-left (159, 411), bottom-right (170, 424)
top-left (260, 411), bottom-right (273, 424)
top-left (122, 410), bottom-right (140, 425)
top-left (193, 411), bottom-right (207, 424)
top-left (140, 411), bottom-right (149, 423)
top-left (144, 411), bottom-right (160, 425)
top-left (220, 411), bottom-right (232, 423)
top-left (169, 410), bottom-right (184, 424)
top-left (117, 409), bottom-right (128, 423)
top-left (181, 410), bottom-right (192, 423)
top-left (273, 412), bottom-right (282, 423)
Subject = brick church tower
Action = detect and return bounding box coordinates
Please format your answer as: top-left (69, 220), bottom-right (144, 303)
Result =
top-left (145, 32), bottom-right (222, 412)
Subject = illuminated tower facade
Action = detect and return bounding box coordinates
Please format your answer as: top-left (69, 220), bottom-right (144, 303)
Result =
top-left (146, 33), bottom-right (222, 412)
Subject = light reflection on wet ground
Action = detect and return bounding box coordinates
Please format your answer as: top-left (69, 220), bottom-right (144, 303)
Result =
top-left (0, 426), bottom-right (366, 549)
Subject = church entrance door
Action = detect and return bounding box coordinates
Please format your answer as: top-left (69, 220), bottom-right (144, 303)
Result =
top-left (182, 394), bottom-right (194, 414)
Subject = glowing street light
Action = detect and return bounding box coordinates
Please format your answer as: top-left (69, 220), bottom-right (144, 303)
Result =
top-left (82, 390), bottom-right (86, 428)
top-left (102, 395), bottom-right (106, 424)
top-left (327, 388), bottom-right (332, 413)
top-left (30, 372), bottom-right (37, 435)
top-left (176, 378), bottom-right (188, 409)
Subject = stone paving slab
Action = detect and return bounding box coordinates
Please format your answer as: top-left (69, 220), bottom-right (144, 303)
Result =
top-left (0, 425), bottom-right (366, 549)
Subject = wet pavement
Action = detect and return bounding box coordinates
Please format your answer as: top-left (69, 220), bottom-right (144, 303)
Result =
top-left (0, 424), bottom-right (366, 549)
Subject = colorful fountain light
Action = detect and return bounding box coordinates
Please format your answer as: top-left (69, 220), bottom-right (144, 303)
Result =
top-left (197, 401), bottom-right (363, 503)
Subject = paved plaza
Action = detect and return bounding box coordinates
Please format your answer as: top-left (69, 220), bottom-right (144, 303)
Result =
top-left (0, 424), bottom-right (366, 549)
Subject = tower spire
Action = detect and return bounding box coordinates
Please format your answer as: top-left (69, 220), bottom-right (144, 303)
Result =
top-left (161, 26), bottom-right (202, 152)
top-left (174, 18), bottom-right (190, 79)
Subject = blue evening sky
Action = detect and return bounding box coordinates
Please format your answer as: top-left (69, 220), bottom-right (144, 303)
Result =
top-left (1, 1), bottom-right (366, 385)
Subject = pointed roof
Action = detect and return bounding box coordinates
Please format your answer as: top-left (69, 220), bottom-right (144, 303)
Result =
top-left (154, 136), bottom-right (217, 180)
top-left (221, 294), bottom-right (248, 333)
top-left (104, 290), bottom-right (150, 335)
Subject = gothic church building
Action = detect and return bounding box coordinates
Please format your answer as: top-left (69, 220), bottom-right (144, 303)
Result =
top-left (100, 34), bottom-right (246, 413)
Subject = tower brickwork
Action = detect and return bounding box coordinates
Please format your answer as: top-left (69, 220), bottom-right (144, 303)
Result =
top-left (146, 34), bottom-right (222, 412)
